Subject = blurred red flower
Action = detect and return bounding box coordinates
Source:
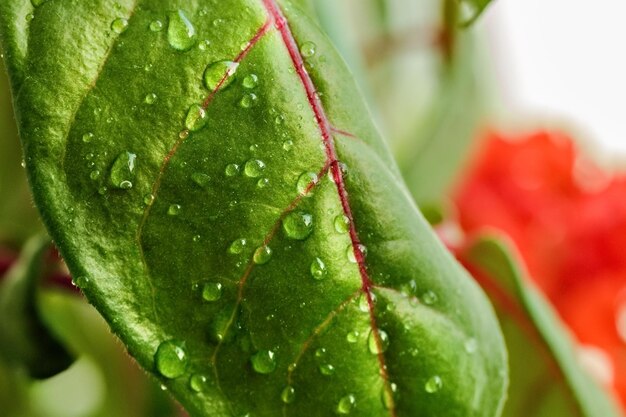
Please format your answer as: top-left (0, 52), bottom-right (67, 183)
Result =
top-left (453, 130), bottom-right (626, 407)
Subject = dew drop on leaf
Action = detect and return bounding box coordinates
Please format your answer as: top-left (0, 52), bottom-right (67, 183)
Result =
top-left (250, 350), bottom-right (276, 374)
top-left (228, 238), bottom-right (247, 255)
top-left (204, 60), bottom-right (239, 91)
top-left (149, 20), bottom-right (163, 32)
top-left (256, 177), bottom-right (269, 188)
top-left (167, 10), bottom-right (197, 51)
top-left (421, 290), bottom-right (438, 306)
top-left (310, 257), bottom-right (327, 281)
top-left (368, 329), bottom-right (390, 354)
top-left (72, 275), bottom-right (89, 288)
top-left (253, 246), bottom-right (272, 265)
top-left (111, 18), bottom-right (128, 34)
top-left (189, 373), bottom-right (211, 393)
top-left (336, 394), bottom-right (356, 414)
top-left (168, 204), bottom-right (181, 216)
top-left (347, 244), bottom-right (367, 263)
top-left (319, 363), bottom-right (335, 376)
top-left (300, 41), bottom-right (317, 58)
top-left (144, 193), bottom-right (155, 205)
top-left (296, 171), bottom-right (318, 195)
top-left (242, 74), bottom-right (258, 89)
top-left (225, 163), bottom-right (240, 177)
top-left (315, 347), bottom-right (326, 358)
top-left (154, 340), bottom-right (188, 379)
top-left (334, 215), bottom-right (350, 234)
top-left (281, 385), bottom-right (295, 404)
top-left (282, 211), bottom-right (314, 240)
top-left (282, 140), bottom-right (294, 151)
top-left (382, 382), bottom-right (398, 409)
top-left (239, 93), bottom-right (258, 108)
top-left (144, 93), bottom-right (157, 105)
top-left (89, 170), bottom-right (100, 180)
top-left (243, 159), bottom-right (266, 178)
top-left (464, 338), bottom-right (478, 354)
top-left (109, 151), bottom-right (136, 190)
top-left (82, 132), bottom-right (94, 143)
top-left (358, 293), bottom-right (370, 313)
top-left (202, 282), bottom-right (222, 302)
top-left (425, 376), bottom-right (443, 393)
top-left (185, 104), bottom-right (208, 132)
top-left (346, 330), bottom-right (359, 344)
top-left (191, 172), bottom-right (211, 188)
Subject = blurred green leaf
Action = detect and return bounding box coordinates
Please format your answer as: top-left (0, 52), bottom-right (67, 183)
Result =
top-left (0, 61), bottom-right (42, 245)
top-left (461, 234), bottom-right (624, 417)
top-left (0, 235), bottom-right (73, 378)
top-left (0, 0), bottom-right (507, 416)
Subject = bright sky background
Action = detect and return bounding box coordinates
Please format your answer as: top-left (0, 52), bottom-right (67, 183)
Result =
top-left (480, 0), bottom-right (626, 161)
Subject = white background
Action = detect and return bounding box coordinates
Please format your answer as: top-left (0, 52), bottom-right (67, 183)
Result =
top-left (480, 0), bottom-right (626, 163)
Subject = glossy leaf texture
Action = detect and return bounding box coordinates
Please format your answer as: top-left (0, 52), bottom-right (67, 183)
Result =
top-left (0, 1), bottom-right (506, 416)
top-left (460, 234), bottom-right (624, 417)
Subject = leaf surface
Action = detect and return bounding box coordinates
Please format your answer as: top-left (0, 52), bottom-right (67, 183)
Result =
top-left (1, 1), bottom-right (506, 416)
top-left (460, 233), bottom-right (624, 417)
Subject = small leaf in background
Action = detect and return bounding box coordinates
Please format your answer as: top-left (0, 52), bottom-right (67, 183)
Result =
top-left (459, 234), bottom-right (623, 417)
top-left (0, 0), bottom-right (507, 416)
top-left (0, 236), bottom-right (73, 379)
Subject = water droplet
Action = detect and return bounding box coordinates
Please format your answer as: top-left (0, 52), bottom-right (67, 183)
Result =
top-left (319, 363), bottom-right (335, 376)
top-left (256, 177), bottom-right (269, 188)
top-left (336, 394), bottom-right (356, 414)
top-left (347, 244), bottom-right (367, 263)
top-left (204, 60), bottom-right (239, 91)
top-left (464, 338), bottom-right (478, 354)
top-left (239, 93), bottom-right (258, 108)
top-left (296, 172), bottom-right (318, 195)
top-left (334, 215), bottom-right (350, 234)
top-left (425, 376), bottom-right (442, 393)
top-left (242, 74), bottom-right (258, 89)
top-left (111, 18), bottom-right (128, 34)
top-left (358, 294), bottom-right (370, 312)
top-left (253, 246), bottom-right (272, 265)
top-left (229, 238), bottom-right (247, 254)
top-left (346, 331), bottom-right (359, 344)
top-left (189, 373), bottom-right (211, 393)
top-left (90, 170), bottom-right (101, 180)
top-left (154, 340), bottom-right (188, 379)
top-left (82, 132), bottom-right (94, 143)
top-left (300, 41), bottom-right (317, 58)
top-left (243, 159), bottom-right (266, 178)
top-left (282, 211), bottom-right (314, 240)
top-left (179, 130), bottom-right (189, 139)
top-left (382, 382), bottom-right (398, 410)
top-left (149, 20), bottom-right (163, 32)
top-left (282, 140), bottom-right (294, 151)
top-left (422, 290), bottom-right (438, 306)
top-left (202, 282), bottom-right (222, 302)
top-left (368, 329), bottom-right (390, 354)
top-left (191, 172), bottom-right (211, 188)
top-left (167, 10), bottom-right (197, 51)
top-left (225, 163), bottom-right (240, 176)
top-left (274, 114), bottom-right (285, 125)
top-left (185, 104), bottom-right (208, 132)
top-left (315, 347), bottom-right (327, 358)
top-left (144, 193), bottom-right (155, 205)
top-left (250, 350), bottom-right (276, 374)
top-left (281, 385), bottom-right (295, 404)
top-left (165, 204), bottom-right (181, 216)
top-left (72, 275), bottom-right (89, 288)
top-left (109, 151), bottom-right (136, 189)
top-left (144, 93), bottom-right (157, 104)
top-left (310, 257), bottom-right (327, 280)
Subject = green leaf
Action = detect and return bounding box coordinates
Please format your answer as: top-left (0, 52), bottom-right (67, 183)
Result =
top-left (0, 236), bottom-right (73, 378)
top-left (460, 234), bottom-right (623, 417)
top-left (1, 1), bottom-right (507, 416)
top-left (456, 0), bottom-right (494, 27)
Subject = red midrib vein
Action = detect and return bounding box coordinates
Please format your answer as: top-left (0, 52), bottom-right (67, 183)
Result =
top-left (261, 1), bottom-right (396, 415)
